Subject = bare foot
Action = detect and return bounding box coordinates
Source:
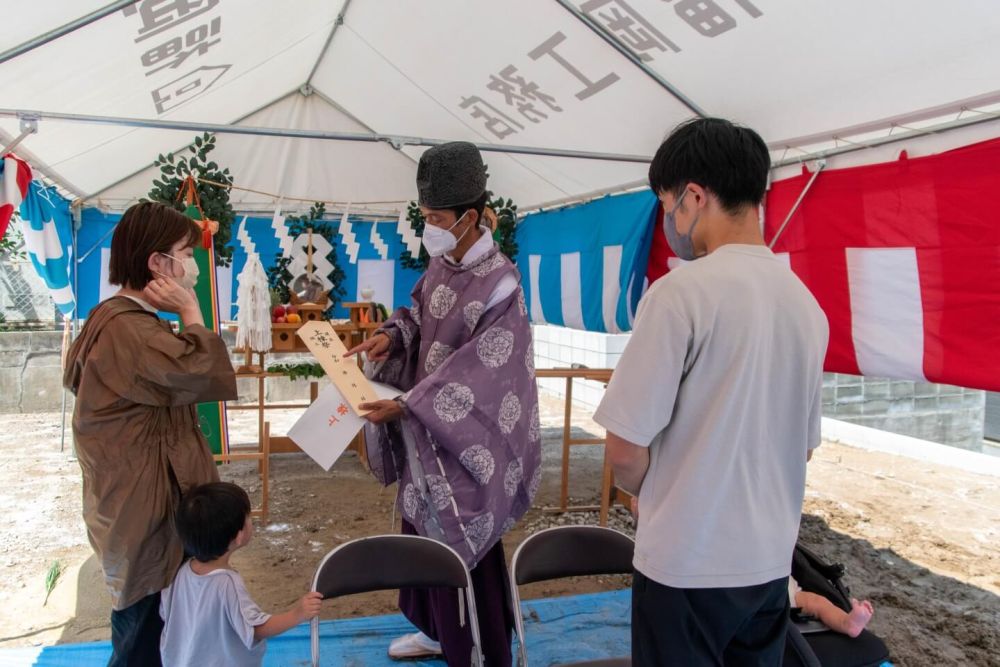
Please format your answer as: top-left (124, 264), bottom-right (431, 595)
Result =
top-left (841, 598), bottom-right (874, 638)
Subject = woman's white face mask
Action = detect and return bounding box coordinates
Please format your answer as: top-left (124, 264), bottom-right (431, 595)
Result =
top-left (155, 252), bottom-right (200, 289)
top-left (421, 211), bottom-right (470, 257)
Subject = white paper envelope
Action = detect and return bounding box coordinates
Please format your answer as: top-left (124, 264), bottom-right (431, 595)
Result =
top-left (288, 381), bottom-right (401, 471)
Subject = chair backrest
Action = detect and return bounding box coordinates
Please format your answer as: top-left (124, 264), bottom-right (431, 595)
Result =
top-left (311, 534), bottom-right (482, 667)
top-left (313, 534), bottom-right (469, 597)
top-left (510, 526), bottom-right (635, 667)
top-left (512, 525), bottom-right (635, 585)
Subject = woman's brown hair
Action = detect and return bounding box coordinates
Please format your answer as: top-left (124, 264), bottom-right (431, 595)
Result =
top-left (108, 201), bottom-right (201, 289)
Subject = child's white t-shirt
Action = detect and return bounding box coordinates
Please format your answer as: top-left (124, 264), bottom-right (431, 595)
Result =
top-left (160, 560), bottom-right (271, 667)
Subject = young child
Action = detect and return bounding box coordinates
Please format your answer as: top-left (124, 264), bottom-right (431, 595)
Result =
top-left (160, 482), bottom-right (323, 666)
top-left (789, 576), bottom-right (874, 638)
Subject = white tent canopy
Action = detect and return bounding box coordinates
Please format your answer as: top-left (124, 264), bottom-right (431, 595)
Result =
top-left (4, 0), bottom-right (1000, 213)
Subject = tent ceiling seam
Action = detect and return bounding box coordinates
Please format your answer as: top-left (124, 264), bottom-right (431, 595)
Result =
top-left (552, 0), bottom-right (707, 118)
top-left (305, 0), bottom-right (354, 87)
top-left (308, 88), bottom-right (419, 167)
top-left (338, 23), bottom-right (573, 198)
top-left (81, 88), bottom-right (306, 203)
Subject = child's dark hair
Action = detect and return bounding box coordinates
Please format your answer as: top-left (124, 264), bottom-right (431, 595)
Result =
top-left (176, 482), bottom-right (251, 562)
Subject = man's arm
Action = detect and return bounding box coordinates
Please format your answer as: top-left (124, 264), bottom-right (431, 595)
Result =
top-left (594, 282), bottom-right (691, 497)
top-left (606, 431), bottom-right (650, 495)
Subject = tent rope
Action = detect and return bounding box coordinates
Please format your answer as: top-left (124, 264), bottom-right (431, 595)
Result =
top-left (194, 176), bottom-right (409, 210)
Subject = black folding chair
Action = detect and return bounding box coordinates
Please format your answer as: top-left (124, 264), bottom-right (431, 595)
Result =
top-left (510, 525), bottom-right (635, 667)
top-left (310, 534), bottom-right (483, 666)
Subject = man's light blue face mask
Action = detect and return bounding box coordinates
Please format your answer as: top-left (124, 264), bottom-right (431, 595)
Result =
top-left (663, 189), bottom-right (703, 262)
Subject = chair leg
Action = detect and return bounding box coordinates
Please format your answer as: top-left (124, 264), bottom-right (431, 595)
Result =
top-left (310, 616), bottom-right (320, 666)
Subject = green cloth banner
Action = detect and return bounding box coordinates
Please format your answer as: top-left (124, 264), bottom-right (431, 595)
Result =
top-left (184, 204), bottom-right (229, 456)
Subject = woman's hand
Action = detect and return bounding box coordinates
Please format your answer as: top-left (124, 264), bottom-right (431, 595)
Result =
top-left (344, 332), bottom-right (391, 362)
top-left (143, 277), bottom-right (203, 326)
top-left (359, 399), bottom-right (403, 424)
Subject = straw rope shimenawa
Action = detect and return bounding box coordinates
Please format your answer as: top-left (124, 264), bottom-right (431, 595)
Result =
top-left (195, 176), bottom-right (500, 224)
top-left (195, 176), bottom-right (408, 212)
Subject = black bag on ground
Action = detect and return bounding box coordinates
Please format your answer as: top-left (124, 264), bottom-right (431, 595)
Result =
top-left (782, 542), bottom-right (892, 667)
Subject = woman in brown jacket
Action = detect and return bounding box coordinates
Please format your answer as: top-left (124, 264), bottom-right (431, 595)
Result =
top-left (64, 202), bottom-right (237, 666)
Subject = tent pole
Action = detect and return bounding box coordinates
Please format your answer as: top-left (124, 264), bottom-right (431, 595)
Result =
top-left (79, 224), bottom-right (119, 263)
top-left (0, 108), bottom-right (653, 163)
top-left (521, 178), bottom-right (649, 215)
top-left (768, 92), bottom-right (1000, 153)
top-left (0, 128), bottom-right (34, 154)
top-left (767, 160), bottom-right (825, 249)
top-left (1, 115), bottom-right (38, 154)
top-left (0, 0), bottom-right (140, 65)
top-left (552, 0), bottom-right (707, 118)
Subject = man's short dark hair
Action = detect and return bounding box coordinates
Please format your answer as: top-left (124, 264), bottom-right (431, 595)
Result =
top-left (109, 201), bottom-right (201, 289)
top-left (436, 191), bottom-right (491, 224)
top-left (176, 482), bottom-right (251, 562)
top-left (648, 118), bottom-right (770, 214)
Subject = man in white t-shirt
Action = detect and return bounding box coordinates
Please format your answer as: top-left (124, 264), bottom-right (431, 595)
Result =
top-left (594, 118), bottom-right (829, 666)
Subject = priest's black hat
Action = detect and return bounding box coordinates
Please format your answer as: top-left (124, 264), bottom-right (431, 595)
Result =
top-left (416, 141), bottom-right (488, 208)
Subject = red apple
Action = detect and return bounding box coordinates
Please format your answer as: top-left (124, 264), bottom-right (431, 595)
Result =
top-left (275, 316), bottom-right (287, 324)
top-left (272, 305), bottom-right (286, 319)
top-left (285, 305), bottom-right (298, 315)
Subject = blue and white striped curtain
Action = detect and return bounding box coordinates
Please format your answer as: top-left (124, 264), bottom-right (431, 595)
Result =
top-left (516, 190), bottom-right (658, 333)
top-left (19, 182), bottom-right (75, 315)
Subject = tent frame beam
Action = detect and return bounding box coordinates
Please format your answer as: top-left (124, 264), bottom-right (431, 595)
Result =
top-left (523, 110), bottom-right (1000, 213)
top-left (770, 107), bottom-right (1000, 169)
top-left (552, 0), bottom-right (707, 118)
top-left (767, 91), bottom-right (1000, 152)
top-left (0, 108), bottom-right (653, 163)
top-left (0, 0), bottom-right (140, 65)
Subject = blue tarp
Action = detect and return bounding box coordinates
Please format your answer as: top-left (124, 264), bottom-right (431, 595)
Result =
top-left (10, 591), bottom-right (630, 666)
top-left (0, 590), bottom-right (897, 667)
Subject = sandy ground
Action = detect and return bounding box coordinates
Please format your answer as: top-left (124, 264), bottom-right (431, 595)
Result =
top-left (0, 396), bottom-right (997, 667)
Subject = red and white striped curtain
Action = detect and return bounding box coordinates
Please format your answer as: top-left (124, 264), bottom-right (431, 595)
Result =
top-left (0, 153), bottom-right (32, 240)
top-left (646, 137), bottom-right (1000, 392)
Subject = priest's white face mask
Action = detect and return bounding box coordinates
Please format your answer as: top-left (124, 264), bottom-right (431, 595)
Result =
top-left (422, 210), bottom-right (471, 257)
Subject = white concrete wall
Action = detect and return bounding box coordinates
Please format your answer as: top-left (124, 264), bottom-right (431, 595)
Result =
top-left (532, 324), bottom-right (630, 409)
